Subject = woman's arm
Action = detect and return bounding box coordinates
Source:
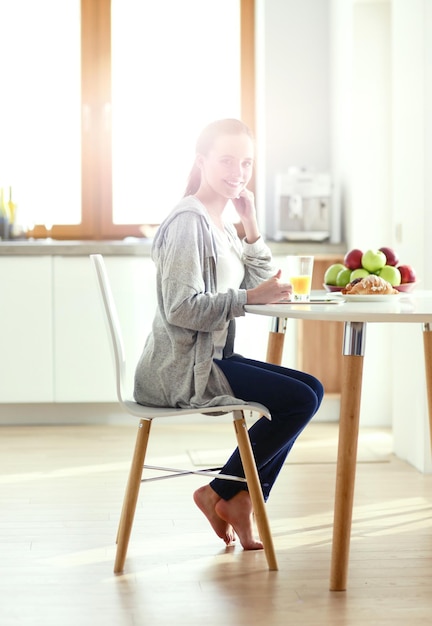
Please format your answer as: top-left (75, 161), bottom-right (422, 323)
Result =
top-left (231, 188), bottom-right (260, 244)
top-left (160, 214), bottom-right (246, 332)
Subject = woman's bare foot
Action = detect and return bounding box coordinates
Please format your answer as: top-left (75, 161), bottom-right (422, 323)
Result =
top-left (193, 485), bottom-right (236, 545)
top-left (215, 491), bottom-right (263, 551)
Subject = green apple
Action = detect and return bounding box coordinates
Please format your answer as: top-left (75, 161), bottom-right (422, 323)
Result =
top-left (378, 265), bottom-right (401, 286)
top-left (324, 263), bottom-right (346, 285)
top-left (336, 267), bottom-right (352, 287)
top-left (361, 249), bottom-right (386, 273)
top-left (350, 268), bottom-right (370, 281)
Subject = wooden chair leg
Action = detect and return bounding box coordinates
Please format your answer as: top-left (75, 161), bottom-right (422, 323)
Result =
top-left (233, 412), bottom-right (278, 571)
top-left (114, 418), bottom-right (152, 574)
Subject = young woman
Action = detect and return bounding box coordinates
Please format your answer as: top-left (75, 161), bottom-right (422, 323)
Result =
top-left (134, 119), bottom-right (324, 551)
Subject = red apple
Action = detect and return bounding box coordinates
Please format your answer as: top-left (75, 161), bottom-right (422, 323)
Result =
top-left (397, 264), bottom-right (416, 284)
top-left (379, 246), bottom-right (399, 267)
top-left (343, 248), bottom-right (363, 270)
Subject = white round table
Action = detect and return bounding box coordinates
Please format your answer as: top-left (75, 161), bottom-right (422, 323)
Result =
top-left (245, 290), bottom-right (432, 591)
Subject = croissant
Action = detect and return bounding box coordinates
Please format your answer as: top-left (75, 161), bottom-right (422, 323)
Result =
top-left (342, 274), bottom-right (398, 295)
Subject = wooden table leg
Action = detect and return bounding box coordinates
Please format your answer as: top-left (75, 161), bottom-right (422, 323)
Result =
top-left (266, 317), bottom-right (287, 365)
top-left (423, 323), bottom-right (432, 452)
top-left (330, 321), bottom-right (366, 592)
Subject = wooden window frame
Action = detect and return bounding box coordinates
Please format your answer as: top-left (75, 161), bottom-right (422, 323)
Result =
top-left (30, 0), bottom-right (255, 240)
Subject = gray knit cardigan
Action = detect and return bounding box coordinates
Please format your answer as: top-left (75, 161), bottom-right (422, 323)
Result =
top-left (133, 196), bottom-right (275, 409)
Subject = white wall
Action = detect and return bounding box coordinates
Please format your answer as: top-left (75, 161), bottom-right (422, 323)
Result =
top-left (426, 1), bottom-right (432, 285)
top-left (256, 0), bottom-right (332, 239)
top-left (391, 0), bottom-right (425, 278)
top-left (351, 1), bottom-right (392, 249)
top-left (390, 0), bottom-right (431, 473)
top-left (259, 0), bottom-right (394, 427)
top-left (329, 0), bottom-right (353, 245)
top-left (330, 0), bottom-right (392, 251)
top-left (350, 1), bottom-right (393, 429)
top-left (257, 1), bottom-right (430, 466)
top-left (328, 0), bottom-right (431, 470)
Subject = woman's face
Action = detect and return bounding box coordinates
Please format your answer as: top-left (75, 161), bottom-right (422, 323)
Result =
top-left (197, 132), bottom-right (254, 200)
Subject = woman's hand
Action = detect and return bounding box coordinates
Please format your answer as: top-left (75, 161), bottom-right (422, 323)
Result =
top-left (246, 270), bottom-right (293, 304)
top-left (232, 188), bottom-right (256, 221)
top-left (232, 189), bottom-right (260, 244)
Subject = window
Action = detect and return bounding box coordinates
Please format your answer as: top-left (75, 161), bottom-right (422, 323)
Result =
top-left (0, 0), bottom-right (81, 233)
top-left (0, 0), bottom-right (255, 240)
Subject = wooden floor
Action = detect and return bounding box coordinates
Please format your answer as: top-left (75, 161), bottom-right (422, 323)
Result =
top-left (1, 420), bottom-right (431, 626)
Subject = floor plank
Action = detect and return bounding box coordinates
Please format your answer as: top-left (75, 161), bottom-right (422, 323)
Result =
top-left (0, 421), bottom-right (431, 625)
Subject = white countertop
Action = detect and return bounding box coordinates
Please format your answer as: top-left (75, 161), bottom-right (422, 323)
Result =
top-left (0, 239), bottom-right (346, 257)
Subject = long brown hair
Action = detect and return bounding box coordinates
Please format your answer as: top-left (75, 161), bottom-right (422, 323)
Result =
top-left (183, 119), bottom-right (254, 197)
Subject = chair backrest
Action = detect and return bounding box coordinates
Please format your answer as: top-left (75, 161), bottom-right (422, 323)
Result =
top-left (90, 254), bottom-right (127, 405)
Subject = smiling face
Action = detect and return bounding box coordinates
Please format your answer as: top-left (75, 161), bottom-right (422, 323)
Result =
top-left (196, 132), bottom-right (254, 201)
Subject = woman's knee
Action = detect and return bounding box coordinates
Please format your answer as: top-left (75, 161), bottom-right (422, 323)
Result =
top-left (314, 378), bottom-right (325, 405)
top-left (301, 373), bottom-right (324, 405)
top-left (273, 388), bottom-right (321, 426)
top-left (291, 376), bottom-right (324, 416)
top-left (304, 389), bottom-right (321, 420)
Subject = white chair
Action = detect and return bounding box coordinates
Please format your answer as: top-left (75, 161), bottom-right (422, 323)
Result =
top-left (90, 254), bottom-right (277, 573)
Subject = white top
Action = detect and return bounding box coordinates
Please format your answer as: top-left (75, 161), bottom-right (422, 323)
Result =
top-left (212, 225), bottom-right (245, 358)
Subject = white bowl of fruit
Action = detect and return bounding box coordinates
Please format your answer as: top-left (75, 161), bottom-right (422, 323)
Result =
top-left (323, 246), bottom-right (418, 293)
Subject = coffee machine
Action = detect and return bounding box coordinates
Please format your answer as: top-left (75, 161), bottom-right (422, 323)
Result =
top-left (272, 169), bottom-right (332, 241)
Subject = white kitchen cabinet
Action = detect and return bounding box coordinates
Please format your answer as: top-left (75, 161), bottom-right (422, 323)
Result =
top-left (0, 256), bottom-right (54, 402)
top-left (53, 256), bottom-right (156, 402)
top-left (0, 251), bottom-right (339, 417)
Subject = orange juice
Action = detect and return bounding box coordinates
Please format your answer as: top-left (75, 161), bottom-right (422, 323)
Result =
top-left (286, 255), bottom-right (314, 301)
top-left (290, 274), bottom-right (312, 295)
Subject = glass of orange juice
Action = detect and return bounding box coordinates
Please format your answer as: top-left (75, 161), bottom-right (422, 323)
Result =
top-left (286, 255), bottom-right (314, 301)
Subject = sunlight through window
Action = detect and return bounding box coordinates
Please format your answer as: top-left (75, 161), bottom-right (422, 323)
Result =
top-left (111, 0), bottom-right (241, 225)
top-left (0, 0), bottom-right (81, 230)
top-left (0, 0), bottom-right (241, 234)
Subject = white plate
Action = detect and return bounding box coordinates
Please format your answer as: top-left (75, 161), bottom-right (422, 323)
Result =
top-left (334, 293), bottom-right (402, 303)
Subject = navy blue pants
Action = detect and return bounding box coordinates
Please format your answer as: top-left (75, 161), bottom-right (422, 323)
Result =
top-left (212, 354), bottom-right (324, 501)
